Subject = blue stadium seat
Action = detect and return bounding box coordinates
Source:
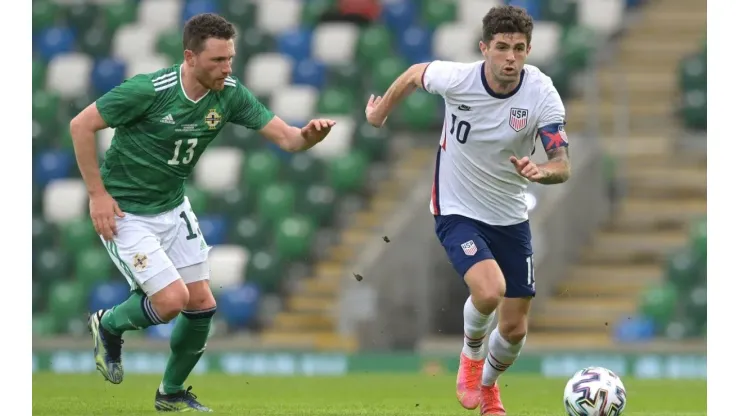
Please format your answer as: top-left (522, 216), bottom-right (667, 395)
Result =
top-left (37, 27), bottom-right (77, 62)
top-left (182, 0), bottom-right (220, 25)
top-left (276, 28), bottom-right (313, 63)
top-left (613, 315), bottom-right (656, 343)
top-left (292, 58), bottom-right (327, 89)
top-left (197, 215), bottom-right (228, 246)
top-left (147, 318), bottom-right (178, 340)
top-left (91, 58), bottom-right (126, 95)
top-left (217, 283), bottom-right (261, 329)
top-left (89, 281), bottom-right (130, 312)
top-left (381, 0), bottom-right (418, 37)
top-left (397, 26), bottom-right (433, 65)
top-left (506, 0), bottom-right (542, 20)
top-left (33, 150), bottom-right (75, 188)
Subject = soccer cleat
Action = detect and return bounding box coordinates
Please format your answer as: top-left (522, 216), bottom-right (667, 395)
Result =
top-left (155, 386), bottom-right (213, 412)
top-left (456, 352), bottom-right (485, 409)
top-left (480, 383), bottom-right (506, 415)
top-left (88, 309), bottom-right (124, 384)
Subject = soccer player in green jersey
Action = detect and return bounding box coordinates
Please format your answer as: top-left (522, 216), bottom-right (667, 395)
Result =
top-left (68, 13), bottom-right (336, 412)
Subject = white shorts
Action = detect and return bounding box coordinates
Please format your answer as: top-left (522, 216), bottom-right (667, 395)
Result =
top-left (100, 197), bottom-right (211, 296)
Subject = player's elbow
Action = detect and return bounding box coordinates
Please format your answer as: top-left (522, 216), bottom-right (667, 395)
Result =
top-left (70, 103), bottom-right (107, 142)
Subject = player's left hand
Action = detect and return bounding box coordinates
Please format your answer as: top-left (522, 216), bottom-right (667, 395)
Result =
top-left (510, 156), bottom-right (546, 182)
top-left (301, 119), bottom-right (336, 144)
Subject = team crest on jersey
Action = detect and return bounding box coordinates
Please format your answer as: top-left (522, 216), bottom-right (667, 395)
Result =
top-left (461, 240), bottom-right (478, 256)
top-left (205, 109), bottom-right (222, 130)
top-left (509, 108), bottom-right (529, 132)
top-left (133, 253), bottom-right (149, 272)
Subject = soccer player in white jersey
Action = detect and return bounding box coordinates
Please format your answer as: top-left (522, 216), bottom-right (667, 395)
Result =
top-left (365, 6), bottom-right (571, 415)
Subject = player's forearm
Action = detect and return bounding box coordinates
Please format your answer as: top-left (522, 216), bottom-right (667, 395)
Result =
top-left (370, 64), bottom-right (426, 124)
top-left (535, 159), bottom-right (571, 184)
top-left (281, 126), bottom-right (315, 152)
top-left (69, 122), bottom-right (107, 196)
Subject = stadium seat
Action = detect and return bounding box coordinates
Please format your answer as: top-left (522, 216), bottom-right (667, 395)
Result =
top-left (561, 25), bottom-right (596, 71)
top-left (65, 3), bottom-right (100, 33)
top-left (242, 150), bottom-right (281, 193)
top-left (33, 217), bottom-right (57, 251)
top-left (33, 59), bottom-right (46, 92)
top-left (507, 0), bottom-right (542, 20)
top-left (91, 58), bottom-right (126, 96)
top-left (258, 183), bottom-right (297, 224)
top-left (256, 0), bottom-right (303, 35)
top-left (236, 28), bottom-right (275, 64)
top-left (37, 26), bottom-right (77, 62)
top-left (34, 150), bottom-right (75, 188)
top-left (76, 247), bottom-right (113, 290)
top-left (528, 22), bottom-right (562, 67)
top-left (689, 217), bottom-right (707, 263)
top-left (34, 246), bottom-right (72, 285)
top-left (542, 0), bottom-right (579, 27)
top-left (307, 116), bottom-right (355, 160)
top-left (156, 30), bottom-right (184, 64)
top-left (79, 24), bottom-right (113, 58)
top-left (48, 280), bottom-right (85, 332)
top-left (432, 22), bottom-right (480, 62)
top-left (328, 150), bottom-right (369, 194)
top-left (380, 0), bottom-right (417, 36)
top-left (217, 283), bottom-right (262, 329)
top-left (327, 62), bottom-right (362, 89)
top-left (60, 217), bottom-right (99, 255)
top-left (33, 0), bottom-right (59, 32)
top-left (638, 282), bottom-right (678, 331)
top-left (355, 121), bottom-right (390, 161)
top-left (208, 188), bottom-right (253, 220)
top-left (222, 0), bottom-right (257, 27)
top-left (182, 0), bottom-right (220, 24)
top-left (356, 25), bottom-right (394, 65)
top-left (97, 127), bottom-right (116, 157)
top-left (284, 152), bottom-right (324, 187)
top-left (420, 0), bottom-right (458, 28)
top-left (312, 22), bottom-right (360, 65)
top-left (301, 0), bottom-right (336, 26)
top-left (316, 86), bottom-right (354, 115)
top-left (185, 184), bottom-right (208, 213)
top-left (112, 24), bottom-right (159, 62)
top-left (208, 245), bottom-right (249, 293)
top-left (244, 53), bottom-right (294, 96)
top-left (244, 249), bottom-right (284, 293)
top-left (299, 184), bottom-right (337, 226)
top-left (220, 123), bottom-right (264, 151)
top-left (459, 0), bottom-right (505, 26)
top-left (270, 85), bottom-right (320, 123)
top-left (228, 214), bottom-right (270, 250)
top-left (400, 90), bottom-right (439, 129)
top-left (194, 147), bottom-right (244, 193)
top-left (33, 90), bottom-right (61, 127)
top-left (43, 178), bottom-right (88, 225)
top-left (126, 54), bottom-right (172, 78)
top-left (198, 214), bottom-right (228, 246)
top-left (292, 58), bottom-right (327, 89)
top-left (577, 0), bottom-right (624, 36)
top-left (680, 89), bottom-right (707, 130)
top-left (276, 28), bottom-right (314, 63)
top-left (103, 1), bottom-right (139, 33)
top-left (46, 53), bottom-right (94, 99)
top-left (371, 56), bottom-right (407, 93)
top-left (397, 26), bottom-right (434, 64)
top-left (275, 215), bottom-right (315, 260)
top-left (664, 247), bottom-right (700, 292)
top-left (147, 319), bottom-right (177, 340)
top-left (685, 285), bottom-right (707, 329)
top-left (679, 53), bottom-right (707, 91)
top-left (138, 0), bottom-right (182, 35)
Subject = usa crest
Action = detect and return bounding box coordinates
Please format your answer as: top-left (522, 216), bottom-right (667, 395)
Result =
top-left (461, 240), bottom-right (478, 256)
top-left (205, 109), bottom-right (222, 130)
top-left (509, 108), bottom-right (529, 132)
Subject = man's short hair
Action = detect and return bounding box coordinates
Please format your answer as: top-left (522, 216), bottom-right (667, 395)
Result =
top-left (482, 6), bottom-right (534, 45)
top-left (182, 13), bottom-right (236, 53)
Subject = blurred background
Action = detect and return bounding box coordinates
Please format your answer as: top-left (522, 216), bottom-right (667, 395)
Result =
top-left (32, 0), bottom-right (706, 378)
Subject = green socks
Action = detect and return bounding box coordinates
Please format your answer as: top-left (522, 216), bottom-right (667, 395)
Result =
top-left (101, 290), bottom-right (166, 336)
top-left (160, 307), bottom-right (216, 394)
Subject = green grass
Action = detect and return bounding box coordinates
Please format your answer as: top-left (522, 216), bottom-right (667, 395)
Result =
top-left (32, 373), bottom-right (706, 415)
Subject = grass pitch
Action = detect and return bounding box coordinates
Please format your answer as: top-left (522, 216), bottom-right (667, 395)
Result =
top-left (32, 373), bottom-right (706, 415)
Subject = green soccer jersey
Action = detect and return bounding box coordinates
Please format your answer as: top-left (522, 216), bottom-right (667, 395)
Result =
top-left (96, 64), bottom-right (274, 215)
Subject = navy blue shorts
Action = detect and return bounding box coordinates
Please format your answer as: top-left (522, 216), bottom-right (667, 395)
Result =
top-left (434, 214), bottom-right (535, 298)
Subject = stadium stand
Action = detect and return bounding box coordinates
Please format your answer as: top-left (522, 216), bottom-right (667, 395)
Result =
top-left (32, 0), bottom-right (705, 351)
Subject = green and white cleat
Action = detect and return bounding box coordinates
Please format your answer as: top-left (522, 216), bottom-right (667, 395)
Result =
top-left (155, 386), bottom-right (213, 412)
top-left (87, 309), bottom-right (124, 384)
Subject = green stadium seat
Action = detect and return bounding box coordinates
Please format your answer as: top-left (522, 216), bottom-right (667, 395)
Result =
top-left (242, 150), bottom-right (281, 192)
top-left (60, 217), bottom-right (98, 254)
top-left (63, 92), bottom-right (98, 123)
top-left (208, 188), bottom-right (255, 220)
top-left (65, 3), bottom-right (99, 32)
top-left (32, 120), bottom-right (55, 156)
top-left (301, 0), bottom-right (336, 26)
top-left (357, 26), bottom-right (394, 65)
top-left (680, 89), bottom-right (707, 130)
top-left (48, 280), bottom-right (85, 333)
top-left (245, 249), bottom-right (284, 293)
top-left (542, 59), bottom-right (572, 101)
top-left (220, 124), bottom-right (264, 151)
top-left (639, 282), bottom-right (678, 331)
top-left (33, 217), bottom-right (57, 250)
top-left (400, 90), bottom-right (439, 129)
top-left (103, 2), bottom-right (137, 32)
top-left (275, 215), bottom-right (316, 261)
top-left (542, 0), bottom-right (579, 27)
top-left (328, 151), bottom-right (368, 194)
top-left (679, 53), bottom-right (707, 92)
top-left (236, 28), bottom-right (275, 66)
top-left (33, 60), bottom-right (46, 92)
top-left (313, 22), bottom-right (360, 65)
top-left (33, 314), bottom-right (56, 336)
top-left (355, 123), bottom-right (390, 162)
top-left (421, 0), bottom-right (457, 27)
top-left (32, 0), bottom-right (59, 31)
top-left (185, 184), bottom-right (208, 214)
top-left (371, 56), bottom-right (407, 93)
top-left (327, 63), bottom-right (363, 90)
top-left (285, 153), bottom-right (324, 187)
top-left (561, 25), bottom-right (596, 71)
top-left (689, 216), bottom-right (707, 264)
top-left (228, 214), bottom-right (271, 251)
top-left (299, 184), bottom-right (337, 226)
top-left (156, 30), bottom-right (183, 64)
top-left (33, 90), bottom-right (61, 127)
top-left (76, 247), bottom-right (113, 290)
top-left (79, 25), bottom-right (114, 58)
top-left (685, 285), bottom-right (707, 329)
top-left (33, 185), bottom-right (43, 215)
top-left (316, 86), bottom-right (355, 115)
top-left (258, 183), bottom-right (296, 224)
top-left (664, 247), bottom-right (700, 291)
top-left (221, 0), bottom-right (257, 28)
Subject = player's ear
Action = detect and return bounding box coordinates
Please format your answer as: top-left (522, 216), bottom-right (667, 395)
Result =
top-left (526, 44), bottom-right (531, 55)
top-left (479, 40), bottom-right (487, 55)
top-left (183, 49), bottom-right (196, 66)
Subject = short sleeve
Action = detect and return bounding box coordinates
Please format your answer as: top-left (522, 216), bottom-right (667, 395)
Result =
top-left (421, 60), bottom-right (459, 97)
top-left (229, 81), bottom-right (275, 130)
top-left (537, 83), bottom-right (566, 128)
top-left (95, 74), bottom-right (155, 128)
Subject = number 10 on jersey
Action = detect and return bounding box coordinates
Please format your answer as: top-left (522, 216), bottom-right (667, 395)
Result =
top-left (168, 139), bottom-right (198, 165)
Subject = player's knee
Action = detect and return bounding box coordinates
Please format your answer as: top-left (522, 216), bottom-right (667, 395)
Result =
top-left (150, 281), bottom-right (190, 322)
top-left (465, 260), bottom-right (506, 313)
top-left (498, 317), bottom-right (528, 344)
top-left (185, 280), bottom-right (217, 311)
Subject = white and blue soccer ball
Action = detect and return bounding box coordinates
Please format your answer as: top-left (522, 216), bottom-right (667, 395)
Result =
top-left (563, 366), bottom-right (627, 416)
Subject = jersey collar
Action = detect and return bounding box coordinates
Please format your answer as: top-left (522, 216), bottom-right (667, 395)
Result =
top-left (179, 64), bottom-right (210, 104)
top-left (480, 62), bottom-right (525, 99)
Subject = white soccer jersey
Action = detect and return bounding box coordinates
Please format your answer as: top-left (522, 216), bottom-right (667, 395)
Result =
top-left (423, 60), bottom-right (567, 226)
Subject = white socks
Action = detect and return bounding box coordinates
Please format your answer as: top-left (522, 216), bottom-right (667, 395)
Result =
top-left (462, 296), bottom-right (495, 360)
top-left (482, 326), bottom-right (525, 386)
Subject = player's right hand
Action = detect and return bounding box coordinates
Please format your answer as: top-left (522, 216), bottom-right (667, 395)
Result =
top-left (365, 95), bottom-right (387, 128)
top-left (89, 192), bottom-right (125, 241)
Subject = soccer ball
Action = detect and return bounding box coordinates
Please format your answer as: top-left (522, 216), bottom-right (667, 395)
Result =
top-left (563, 366), bottom-right (627, 416)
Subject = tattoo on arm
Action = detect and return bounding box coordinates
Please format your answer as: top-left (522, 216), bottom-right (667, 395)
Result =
top-left (537, 147), bottom-right (571, 184)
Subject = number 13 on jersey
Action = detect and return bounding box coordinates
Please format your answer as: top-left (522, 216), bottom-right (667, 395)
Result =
top-left (168, 139), bottom-right (198, 166)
